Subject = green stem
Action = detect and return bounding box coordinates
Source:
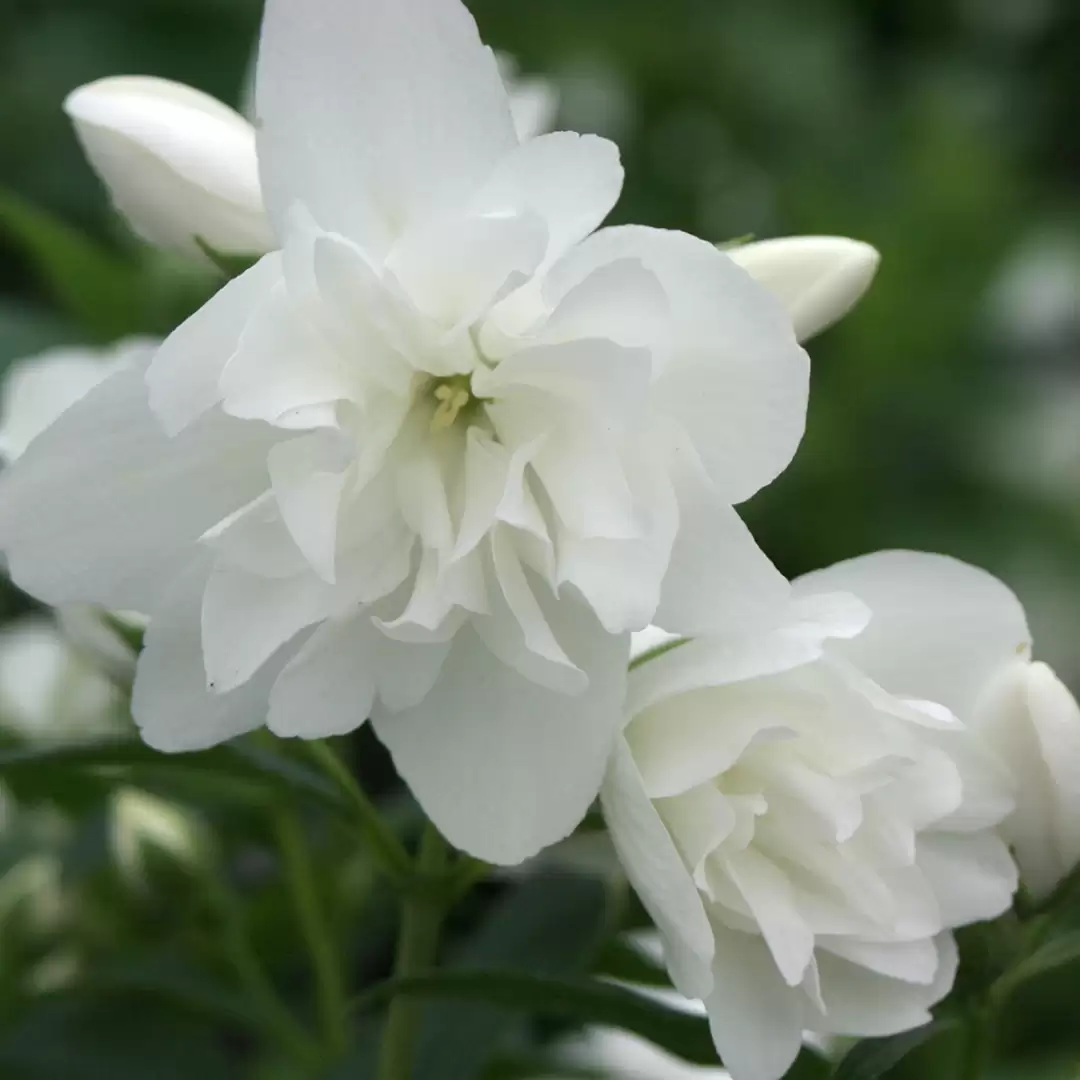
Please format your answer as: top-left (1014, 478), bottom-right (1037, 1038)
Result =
top-left (274, 807), bottom-right (348, 1059)
top-left (306, 740), bottom-right (412, 884)
top-left (961, 1005), bottom-right (994, 1080)
top-left (198, 863), bottom-right (321, 1068)
top-left (376, 823), bottom-right (452, 1080)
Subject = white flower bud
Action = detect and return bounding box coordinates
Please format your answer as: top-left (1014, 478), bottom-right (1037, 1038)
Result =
top-left (728, 236), bottom-right (880, 343)
top-left (64, 76), bottom-right (273, 258)
top-left (973, 659), bottom-right (1080, 900)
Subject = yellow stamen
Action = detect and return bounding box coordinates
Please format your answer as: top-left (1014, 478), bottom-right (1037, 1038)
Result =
top-left (430, 384), bottom-right (472, 433)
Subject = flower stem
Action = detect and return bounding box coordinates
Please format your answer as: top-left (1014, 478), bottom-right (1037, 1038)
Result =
top-left (198, 862), bottom-right (321, 1068)
top-left (306, 739), bottom-right (413, 884)
top-left (274, 806), bottom-right (348, 1059)
top-left (962, 1005), bottom-right (994, 1080)
top-left (376, 823), bottom-right (452, 1080)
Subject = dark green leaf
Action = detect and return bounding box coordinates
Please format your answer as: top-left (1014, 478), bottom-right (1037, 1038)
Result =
top-left (833, 1018), bottom-right (961, 1080)
top-left (356, 969), bottom-right (829, 1076)
top-left (997, 931), bottom-right (1080, 1000)
top-left (0, 189), bottom-right (142, 342)
top-left (593, 936), bottom-right (671, 988)
top-left (0, 996), bottom-right (235, 1080)
top-left (0, 737), bottom-right (346, 816)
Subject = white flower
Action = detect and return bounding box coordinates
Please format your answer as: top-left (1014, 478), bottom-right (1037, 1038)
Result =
top-left (1, 0), bottom-right (813, 865)
top-left (726, 237), bottom-right (880, 343)
top-left (65, 58), bottom-right (557, 261)
top-left (800, 550), bottom-right (1080, 902)
top-left (603, 586), bottom-right (1017, 1080)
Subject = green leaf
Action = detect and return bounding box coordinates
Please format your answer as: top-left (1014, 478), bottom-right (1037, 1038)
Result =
top-left (996, 931), bottom-right (1080, 1000)
top-left (833, 1018), bottom-right (961, 1080)
top-left (0, 300), bottom-right (77, 371)
top-left (0, 737), bottom-right (346, 817)
top-left (593, 936), bottom-right (672, 987)
top-left (356, 969), bottom-right (830, 1076)
top-left (0, 996), bottom-right (235, 1080)
top-left (0, 189), bottom-right (142, 342)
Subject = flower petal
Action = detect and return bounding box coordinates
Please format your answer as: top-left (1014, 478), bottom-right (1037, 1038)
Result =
top-left (268, 432), bottom-right (351, 582)
top-left (795, 550), bottom-right (1032, 718)
top-left (547, 226), bottom-right (809, 504)
top-left (704, 924), bottom-right (804, 1080)
top-left (472, 528), bottom-right (585, 695)
top-left (915, 831), bottom-right (1017, 927)
top-left (134, 562), bottom-right (280, 752)
top-left (473, 131), bottom-right (623, 266)
top-left (600, 738), bottom-right (716, 1000)
top-left (807, 933), bottom-right (958, 1037)
top-left (371, 600), bottom-right (628, 865)
top-left (255, 0), bottom-right (517, 258)
top-left (728, 237), bottom-right (880, 344)
top-left (0, 339), bottom-right (152, 462)
top-left (201, 564), bottom-right (343, 694)
top-left (220, 281), bottom-right (361, 426)
top-left (266, 613), bottom-right (450, 738)
top-left (147, 253), bottom-right (282, 435)
top-left (387, 211), bottom-right (547, 328)
top-left (0, 363), bottom-right (275, 613)
top-left (654, 465), bottom-right (791, 638)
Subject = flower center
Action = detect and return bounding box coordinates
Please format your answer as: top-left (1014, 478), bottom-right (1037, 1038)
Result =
top-left (428, 375), bottom-right (479, 433)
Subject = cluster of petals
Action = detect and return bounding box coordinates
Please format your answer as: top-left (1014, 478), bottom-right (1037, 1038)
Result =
top-left (0, 0), bottom-right (831, 865)
top-left (606, 551), bottom-right (1027, 1080)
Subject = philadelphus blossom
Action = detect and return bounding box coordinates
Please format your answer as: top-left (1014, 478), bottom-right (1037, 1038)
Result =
top-left (64, 56), bottom-right (556, 260)
top-left (0, 0), bottom-right (825, 865)
top-left (799, 550), bottom-right (1080, 902)
top-left (603, 578), bottom-right (1018, 1080)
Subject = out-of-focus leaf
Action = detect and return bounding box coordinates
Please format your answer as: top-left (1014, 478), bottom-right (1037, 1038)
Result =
top-left (84, 954), bottom-right (264, 1031)
top-left (0, 300), bottom-right (77, 371)
top-left (593, 936), bottom-right (671, 988)
top-left (359, 970), bottom-right (718, 1063)
top-left (0, 996), bottom-right (234, 1080)
top-left (997, 931), bottom-right (1080, 1000)
top-left (0, 189), bottom-right (142, 342)
top-left (0, 738), bottom-right (346, 816)
top-left (833, 1018), bottom-right (962, 1080)
top-left (357, 969), bottom-right (831, 1076)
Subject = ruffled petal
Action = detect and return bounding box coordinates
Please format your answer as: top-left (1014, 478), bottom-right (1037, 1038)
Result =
top-left (256, 0), bottom-right (517, 258)
top-left (371, 600), bottom-right (628, 865)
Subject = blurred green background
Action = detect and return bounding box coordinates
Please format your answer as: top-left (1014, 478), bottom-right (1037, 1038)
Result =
top-left (0, 0), bottom-right (1078, 1077)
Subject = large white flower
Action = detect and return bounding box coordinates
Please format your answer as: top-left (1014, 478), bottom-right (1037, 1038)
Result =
top-left (799, 550), bottom-right (1080, 901)
top-left (0, 0), bottom-right (815, 865)
top-left (603, 585), bottom-right (1017, 1080)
